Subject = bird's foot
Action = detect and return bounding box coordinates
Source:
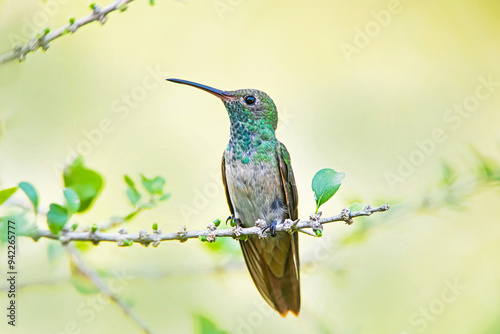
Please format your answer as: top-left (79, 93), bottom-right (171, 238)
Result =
top-left (226, 215), bottom-right (241, 227)
top-left (262, 220), bottom-right (278, 237)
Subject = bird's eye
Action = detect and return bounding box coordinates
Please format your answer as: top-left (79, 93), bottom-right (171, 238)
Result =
top-left (245, 96), bottom-right (256, 105)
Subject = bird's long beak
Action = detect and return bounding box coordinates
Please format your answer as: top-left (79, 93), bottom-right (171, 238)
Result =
top-left (166, 78), bottom-right (234, 100)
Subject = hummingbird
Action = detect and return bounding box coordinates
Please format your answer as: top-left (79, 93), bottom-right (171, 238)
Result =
top-left (167, 78), bottom-right (300, 317)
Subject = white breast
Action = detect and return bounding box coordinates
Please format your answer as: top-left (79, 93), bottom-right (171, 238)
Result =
top-left (225, 159), bottom-right (286, 227)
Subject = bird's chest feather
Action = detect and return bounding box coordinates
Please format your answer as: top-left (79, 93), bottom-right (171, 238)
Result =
top-left (224, 152), bottom-right (286, 227)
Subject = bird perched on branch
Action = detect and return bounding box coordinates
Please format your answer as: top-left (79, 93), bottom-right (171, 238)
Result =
top-left (167, 79), bottom-right (300, 316)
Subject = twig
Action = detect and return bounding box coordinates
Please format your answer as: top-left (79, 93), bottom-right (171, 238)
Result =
top-left (65, 245), bottom-right (152, 334)
top-left (0, 0), bottom-right (136, 65)
top-left (26, 204), bottom-right (390, 246)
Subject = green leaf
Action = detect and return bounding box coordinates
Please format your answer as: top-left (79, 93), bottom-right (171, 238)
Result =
top-left (63, 188), bottom-right (80, 214)
top-left (149, 0), bottom-right (155, 6)
top-left (124, 175), bottom-right (141, 205)
top-left (470, 146), bottom-right (499, 181)
top-left (193, 314), bottom-right (229, 334)
top-left (439, 160), bottom-right (456, 186)
top-left (140, 174), bottom-right (165, 195)
top-left (47, 204), bottom-right (69, 234)
top-left (0, 209), bottom-right (29, 243)
top-left (63, 157), bottom-right (103, 213)
top-left (18, 182), bottom-right (38, 213)
top-left (126, 187), bottom-right (141, 206)
top-left (0, 187), bottom-right (17, 206)
top-left (124, 211), bottom-right (138, 221)
top-left (312, 168), bottom-right (345, 213)
top-left (159, 193), bottom-right (171, 201)
top-left (348, 202), bottom-right (366, 212)
top-left (124, 175), bottom-right (134, 187)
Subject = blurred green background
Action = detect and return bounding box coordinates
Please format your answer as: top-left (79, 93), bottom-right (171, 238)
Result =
top-left (1, 0), bottom-right (500, 333)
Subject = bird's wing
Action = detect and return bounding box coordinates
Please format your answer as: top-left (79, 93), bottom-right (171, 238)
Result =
top-left (221, 153), bottom-right (235, 217)
top-left (239, 142), bottom-right (300, 316)
top-left (276, 142), bottom-right (299, 221)
top-left (275, 141), bottom-right (300, 314)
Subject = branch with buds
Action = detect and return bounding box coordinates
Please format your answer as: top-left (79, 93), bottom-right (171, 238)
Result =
top-left (26, 204), bottom-right (390, 246)
top-left (0, 0), bottom-right (138, 65)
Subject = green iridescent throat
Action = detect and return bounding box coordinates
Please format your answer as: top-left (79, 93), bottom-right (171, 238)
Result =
top-left (225, 103), bottom-right (278, 165)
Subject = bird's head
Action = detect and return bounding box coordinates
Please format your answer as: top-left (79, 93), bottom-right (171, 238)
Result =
top-left (167, 79), bottom-right (278, 131)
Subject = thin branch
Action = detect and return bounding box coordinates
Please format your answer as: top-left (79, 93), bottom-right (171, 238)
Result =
top-left (0, 0), bottom-right (136, 65)
top-left (26, 204), bottom-right (390, 246)
top-left (65, 245), bottom-right (152, 334)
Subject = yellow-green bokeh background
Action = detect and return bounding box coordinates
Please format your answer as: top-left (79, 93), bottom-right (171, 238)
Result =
top-left (1, 0), bottom-right (500, 333)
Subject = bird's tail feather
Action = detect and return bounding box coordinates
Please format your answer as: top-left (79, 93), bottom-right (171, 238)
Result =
top-left (239, 233), bottom-right (300, 316)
